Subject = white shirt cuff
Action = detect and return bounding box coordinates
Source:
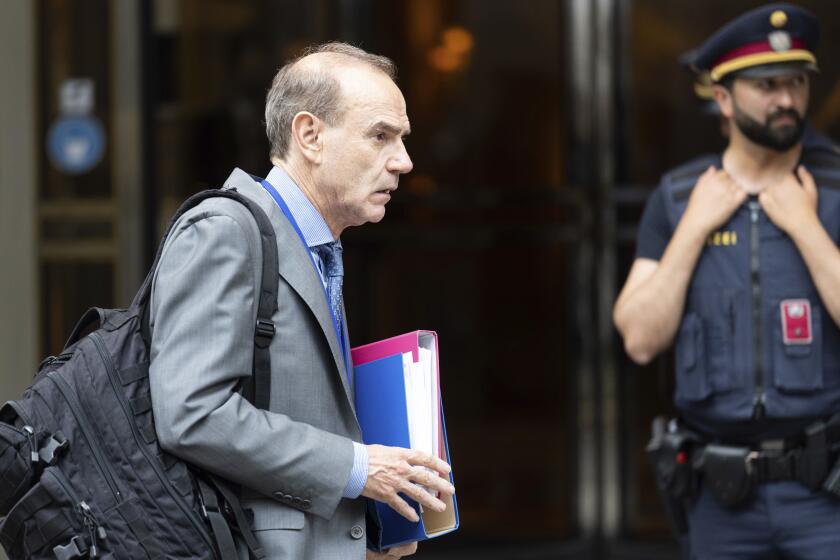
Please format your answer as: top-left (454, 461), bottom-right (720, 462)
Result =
top-left (342, 441), bottom-right (369, 498)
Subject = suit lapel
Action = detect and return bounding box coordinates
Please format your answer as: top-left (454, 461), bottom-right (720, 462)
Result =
top-left (221, 169), bottom-right (352, 399)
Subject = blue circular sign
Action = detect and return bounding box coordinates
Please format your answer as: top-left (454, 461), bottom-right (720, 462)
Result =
top-left (47, 116), bottom-right (106, 175)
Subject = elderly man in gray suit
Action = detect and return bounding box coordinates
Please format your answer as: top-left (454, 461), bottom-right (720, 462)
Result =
top-left (148, 42), bottom-right (455, 559)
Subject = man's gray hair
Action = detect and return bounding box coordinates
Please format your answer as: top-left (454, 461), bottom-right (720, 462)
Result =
top-left (265, 42), bottom-right (397, 160)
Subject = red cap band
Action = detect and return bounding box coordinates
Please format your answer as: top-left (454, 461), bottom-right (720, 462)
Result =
top-left (715, 38), bottom-right (807, 67)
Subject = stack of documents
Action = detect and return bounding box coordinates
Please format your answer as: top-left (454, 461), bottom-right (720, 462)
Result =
top-left (352, 330), bottom-right (459, 551)
top-left (401, 345), bottom-right (440, 478)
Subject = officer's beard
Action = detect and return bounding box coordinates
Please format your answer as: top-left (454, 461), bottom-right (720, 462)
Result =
top-left (732, 101), bottom-right (805, 152)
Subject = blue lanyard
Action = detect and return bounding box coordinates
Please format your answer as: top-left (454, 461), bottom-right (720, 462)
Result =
top-left (258, 179), bottom-right (350, 375)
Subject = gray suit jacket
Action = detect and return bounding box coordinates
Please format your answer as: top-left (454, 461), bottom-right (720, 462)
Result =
top-left (149, 168), bottom-right (367, 559)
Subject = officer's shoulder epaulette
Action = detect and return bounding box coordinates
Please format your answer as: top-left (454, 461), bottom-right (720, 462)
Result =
top-left (662, 154), bottom-right (719, 202)
top-left (802, 148), bottom-right (840, 189)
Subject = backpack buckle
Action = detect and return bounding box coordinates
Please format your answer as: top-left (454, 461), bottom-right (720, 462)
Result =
top-left (53, 535), bottom-right (88, 560)
top-left (255, 320), bottom-right (275, 346)
top-left (39, 431), bottom-right (68, 466)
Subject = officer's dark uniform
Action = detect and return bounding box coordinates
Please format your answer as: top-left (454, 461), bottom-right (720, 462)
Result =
top-left (640, 4), bottom-right (840, 559)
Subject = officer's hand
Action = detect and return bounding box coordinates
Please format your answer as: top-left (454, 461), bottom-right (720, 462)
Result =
top-left (361, 444), bottom-right (454, 522)
top-left (759, 165), bottom-right (819, 236)
top-left (366, 542), bottom-right (418, 559)
top-left (683, 166), bottom-right (747, 235)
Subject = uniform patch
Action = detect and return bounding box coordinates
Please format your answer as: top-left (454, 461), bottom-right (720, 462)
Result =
top-left (781, 299), bottom-right (812, 344)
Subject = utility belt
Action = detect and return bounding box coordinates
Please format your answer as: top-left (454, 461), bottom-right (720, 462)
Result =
top-left (646, 414), bottom-right (840, 534)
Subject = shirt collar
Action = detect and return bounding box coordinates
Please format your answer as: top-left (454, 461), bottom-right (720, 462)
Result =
top-left (266, 165), bottom-right (337, 249)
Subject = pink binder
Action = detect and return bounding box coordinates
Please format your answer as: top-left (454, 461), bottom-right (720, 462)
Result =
top-left (352, 330), bottom-right (435, 365)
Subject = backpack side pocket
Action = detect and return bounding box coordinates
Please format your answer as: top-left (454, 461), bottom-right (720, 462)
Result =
top-left (0, 421), bottom-right (37, 516)
top-left (0, 467), bottom-right (92, 560)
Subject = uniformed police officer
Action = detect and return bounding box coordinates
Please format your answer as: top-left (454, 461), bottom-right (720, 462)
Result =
top-left (614, 4), bottom-right (840, 559)
top-left (680, 47), bottom-right (839, 149)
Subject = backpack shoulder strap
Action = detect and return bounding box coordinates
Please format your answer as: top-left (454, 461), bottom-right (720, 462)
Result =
top-left (135, 187), bottom-right (277, 410)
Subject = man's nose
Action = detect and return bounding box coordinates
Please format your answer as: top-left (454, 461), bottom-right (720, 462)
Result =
top-left (776, 87), bottom-right (795, 108)
top-left (389, 143), bottom-right (413, 174)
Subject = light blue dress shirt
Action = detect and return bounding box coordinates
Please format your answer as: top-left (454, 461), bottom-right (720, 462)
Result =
top-left (264, 165), bottom-right (368, 499)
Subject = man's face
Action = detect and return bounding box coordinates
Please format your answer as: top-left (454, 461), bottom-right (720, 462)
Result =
top-left (728, 72), bottom-right (810, 152)
top-left (315, 66), bottom-right (413, 232)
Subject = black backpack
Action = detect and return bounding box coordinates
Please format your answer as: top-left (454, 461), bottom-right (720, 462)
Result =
top-left (0, 188), bottom-right (278, 559)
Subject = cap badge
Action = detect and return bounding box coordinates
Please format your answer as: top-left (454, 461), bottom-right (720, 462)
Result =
top-left (770, 10), bottom-right (788, 28)
top-left (768, 30), bottom-right (792, 52)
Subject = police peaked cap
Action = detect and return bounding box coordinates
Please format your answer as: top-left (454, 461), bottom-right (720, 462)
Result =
top-left (690, 3), bottom-right (819, 83)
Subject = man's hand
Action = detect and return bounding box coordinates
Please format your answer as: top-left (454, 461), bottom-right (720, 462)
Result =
top-left (759, 165), bottom-right (819, 236)
top-left (361, 445), bottom-right (455, 522)
top-left (682, 166), bottom-right (748, 236)
top-left (366, 543), bottom-right (418, 559)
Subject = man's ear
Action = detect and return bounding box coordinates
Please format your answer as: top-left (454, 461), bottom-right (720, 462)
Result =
top-left (290, 111), bottom-right (323, 164)
top-left (712, 83), bottom-right (734, 119)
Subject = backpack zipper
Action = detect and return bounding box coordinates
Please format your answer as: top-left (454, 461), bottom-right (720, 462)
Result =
top-left (0, 422), bottom-right (38, 465)
top-left (48, 468), bottom-right (107, 557)
top-left (90, 332), bottom-right (216, 554)
top-left (46, 371), bottom-right (122, 500)
top-left (22, 426), bottom-right (38, 464)
top-left (5, 402), bottom-right (41, 463)
top-left (38, 352), bottom-right (73, 372)
top-left (79, 500), bottom-right (107, 557)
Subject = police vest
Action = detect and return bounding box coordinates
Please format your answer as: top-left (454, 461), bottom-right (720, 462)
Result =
top-left (661, 149), bottom-right (840, 430)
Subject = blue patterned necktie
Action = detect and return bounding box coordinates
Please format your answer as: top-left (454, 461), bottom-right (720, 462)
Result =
top-left (313, 241), bottom-right (344, 328)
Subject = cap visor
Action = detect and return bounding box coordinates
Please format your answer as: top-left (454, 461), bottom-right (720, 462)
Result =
top-left (733, 61), bottom-right (818, 79)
